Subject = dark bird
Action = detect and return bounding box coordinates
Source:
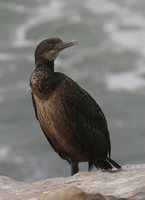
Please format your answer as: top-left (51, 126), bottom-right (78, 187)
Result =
top-left (30, 38), bottom-right (121, 175)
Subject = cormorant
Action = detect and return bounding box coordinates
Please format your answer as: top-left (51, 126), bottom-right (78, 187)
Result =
top-left (30, 38), bottom-right (121, 175)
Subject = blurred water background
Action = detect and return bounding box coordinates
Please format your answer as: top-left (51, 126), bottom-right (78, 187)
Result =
top-left (0, 0), bottom-right (145, 181)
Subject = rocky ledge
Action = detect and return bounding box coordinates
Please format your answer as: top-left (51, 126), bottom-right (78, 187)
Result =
top-left (0, 164), bottom-right (145, 200)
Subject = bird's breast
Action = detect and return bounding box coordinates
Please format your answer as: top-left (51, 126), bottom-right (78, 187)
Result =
top-left (33, 85), bottom-right (87, 162)
top-left (34, 90), bottom-right (64, 136)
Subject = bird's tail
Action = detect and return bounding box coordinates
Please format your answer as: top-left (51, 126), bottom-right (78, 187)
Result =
top-left (89, 157), bottom-right (121, 171)
top-left (106, 157), bottom-right (121, 169)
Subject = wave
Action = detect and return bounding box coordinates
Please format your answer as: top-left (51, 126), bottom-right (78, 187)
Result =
top-left (104, 56), bottom-right (145, 94)
top-left (0, 1), bottom-right (28, 13)
top-left (12, 0), bottom-right (65, 47)
top-left (84, 0), bottom-right (145, 93)
top-left (86, 0), bottom-right (123, 15)
top-left (105, 70), bottom-right (145, 92)
top-left (2, 0), bottom-right (145, 95)
top-left (0, 53), bottom-right (32, 61)
top-left (0, 145), bottom-right (11, 160)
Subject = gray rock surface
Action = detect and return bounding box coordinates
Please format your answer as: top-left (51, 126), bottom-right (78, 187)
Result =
top-left (0, 164), bottom-right (145, 200)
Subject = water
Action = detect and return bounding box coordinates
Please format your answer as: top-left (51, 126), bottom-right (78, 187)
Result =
top-left (0, 0), bottom-right (144, 182)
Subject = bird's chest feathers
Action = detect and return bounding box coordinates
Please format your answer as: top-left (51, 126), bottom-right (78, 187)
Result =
top-left (33, 92), bottom-right (85, 158)
top-left (30, 70), bottom-right (56, 99)
top-left (33, 91), bottom-right (65, 134)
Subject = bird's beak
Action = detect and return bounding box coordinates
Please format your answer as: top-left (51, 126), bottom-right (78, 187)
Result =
top-left (58, 40), bottom-right (78, 51)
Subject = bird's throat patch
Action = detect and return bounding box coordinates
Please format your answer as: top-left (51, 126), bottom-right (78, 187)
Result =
top-left (43, 50), bottom-right (58, 61)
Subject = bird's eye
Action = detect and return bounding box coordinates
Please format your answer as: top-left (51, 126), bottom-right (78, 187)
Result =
top-left (49, 44), bottom-right (57, 49)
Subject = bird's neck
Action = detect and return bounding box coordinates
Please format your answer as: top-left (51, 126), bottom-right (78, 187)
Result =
top-left (35, 60), bottom-right (54, 76)
top-left (30, 60), bottom-right (58, 99)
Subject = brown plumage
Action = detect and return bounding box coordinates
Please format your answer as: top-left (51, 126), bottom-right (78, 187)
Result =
top-left (30, 38), bottom-right (121, 175)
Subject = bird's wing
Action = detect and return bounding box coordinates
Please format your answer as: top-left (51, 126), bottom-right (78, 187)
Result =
top-left (62, 80), bottom-right (111, 163)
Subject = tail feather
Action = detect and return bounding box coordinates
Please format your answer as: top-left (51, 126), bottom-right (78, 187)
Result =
top-left (89, 157), bottom-right (121, 171)
top-left (106, 157), bottom-right (121, 169)
top-left (95, 160), bottom-right (113, 170)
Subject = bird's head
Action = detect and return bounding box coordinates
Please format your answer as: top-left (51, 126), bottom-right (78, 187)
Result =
top-left (35, 38), bottom-right (78, 63)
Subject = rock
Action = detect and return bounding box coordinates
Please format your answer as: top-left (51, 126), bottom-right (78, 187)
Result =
top-left (0, 164), bottom-right (145, 200)
top-left (38, 186), bottom-right (117, 200)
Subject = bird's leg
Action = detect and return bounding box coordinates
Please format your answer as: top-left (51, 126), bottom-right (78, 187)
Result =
top-left (71, 161), bottom-right (79, 175)
top-left (88, 161), bottom-right (93, 171)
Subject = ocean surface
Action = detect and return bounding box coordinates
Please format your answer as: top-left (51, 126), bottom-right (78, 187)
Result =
top-left (0, 0), bottom-right (145, 181)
